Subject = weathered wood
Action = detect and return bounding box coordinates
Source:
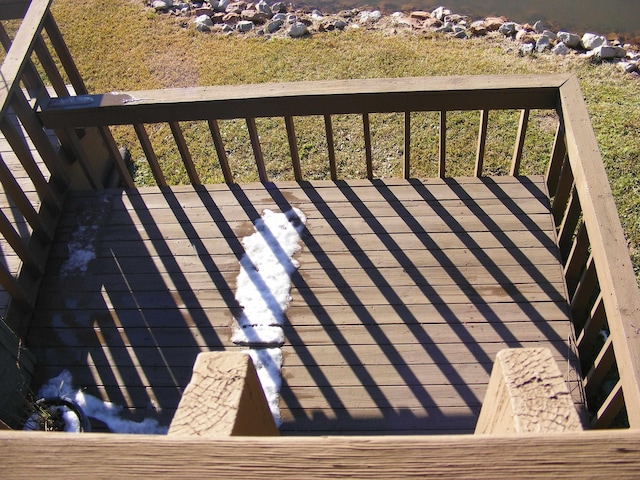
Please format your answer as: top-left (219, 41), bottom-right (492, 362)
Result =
top-left (246, 117), bottom-right (267, 182)
top-left (583, 336), bottom-right (614, 398)
top-left (285, 116), bottom-right (302, 181)
top-left (563, 222), bottom-right (588, 297)
top-left (133, 123), bottom-right (166, 187)
top-left (545, 122), bottom-right (566, 195)
top-left (37, 75), bottom-right (570, 128)
top-left (557, 187), bottom-right (581, 261)
top-left (439, 110), bottom-right (446, 178)
top-left (591, 379), bottom-right (624, 428)
top-left (510, 109), bottom-right (529, 175)
top-left (560, 75), bottom-right (640, 427)
top-left (474, 109), bottom-right (488, 177)
top-left (363, 113), bottom-right (373, 179)
top-left (169, 122), bottom-right (199, 185)
top-left (169, 352), bottom-right (278, 436)
top-left (324, 115), bottom-right (337, 180)
top-left (207, 118), bottom-right (233, 183)
top-left (475, 348), bottom-right (582, 434)
top-left (3, 430), bottom-right (640, 478)
top-left (403, 111), bottom-right (410, 178)
top-left (551, 155), bottom-right (573, 227)
top-left (576, 294), bottom-right (605, 354)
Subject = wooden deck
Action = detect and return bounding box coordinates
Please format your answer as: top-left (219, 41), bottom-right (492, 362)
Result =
top-left (26, 175), bottom-right (579, 435)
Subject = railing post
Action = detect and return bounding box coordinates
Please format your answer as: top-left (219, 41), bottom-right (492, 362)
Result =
top-left (475, 348), bottom-right (583, 434)
top-left (169, 352), bottom-right (279, 437)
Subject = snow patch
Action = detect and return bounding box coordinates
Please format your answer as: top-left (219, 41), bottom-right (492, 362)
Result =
top-left (34, 370), bottom-right (167, 434)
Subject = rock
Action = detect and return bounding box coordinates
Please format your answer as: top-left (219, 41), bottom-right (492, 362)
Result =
top-left (520, 43), bottom-right (534, 55)
top-left (359, 10), bottom-right (382, 23)
top-left (194, 6), bottom-right (214, 16)
top-left (557, 31), bottom-right (581, 48)
top-left (194, 14), bottom-right (213, 31)
top-left (436, 21), bottom-right (454, 33)
top-left (152, 0), bottom-right (172, 11)
top-left (533, 20), bottom-right (546, 33)
top-left (271, 12), bottom-right (286, 22)
top-left (581, 33), bottom-right (607, 50)
top-left (286, 13), bottom-right (297, 24)
top-left (241, 9), bottom-right (268, 23)
top-left (236, 20), bottom-right (254, 32)
top-left (452, 26), bottom-right (467, 39)
top-left (591, 45), bottom-right (627, 59)
top-left (484, 16), bottom-right (508, 31)
top-left (422, 18), bottom-right (442, 29)
top-left (552, 42), bottom-right (570, 55)
top-left (271, 2), bottom-right (287, 13)
top-left (255, 0), bottom-right (272, 18)
top-left (226, 1), bottom-right (246, 14)
top-left (334, 19), bottom-right (347, 30)
top-left (618, 61), bottom-right (639, 73)
top-left (542, 30), bottom-right (557, 41)
top-left (431, 6), bottom-right (451, 21)
top-left (410, 11), bottom-right (431, 21)
top-left (288, 22), bottom-right (308, 37)
top-left (468, 20), bottom-right (487, 36)
top-left (266, 18), bottom-right (283, 32)
top-left (215, 0), bottom-right (229, 12)
top-left (498, 22), bottom-right (517, 36)
top-left (222, 12), bottom-right (240, 24)
top-left (518, 33), bottom-right (536, 45)
top-left (536, 35), bottom-right (552, 52)
top-left (311, 10), bottom-right (323, 21)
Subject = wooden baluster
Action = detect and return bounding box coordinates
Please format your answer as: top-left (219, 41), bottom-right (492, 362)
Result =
top-left (546, 121), bottom-right (567, 195)
top-left (207, 119), bottom-right (233, 183)
top-left (170, 121), bottom-right (200, 185)
top-left (576, 294), bottom-right (606, 354)
top-left (570, 254), bottom-right (597, 327)
top-left (32, 34), bottom-right (68, 97)
top-left (245, 118), bottom-right (267, 183)
top-left (0, 115), bottom-right (61, 211)
top-left (475, 109), bottom-right (488, 177)
top-left (583, 337), bottom-right (614, 400)
top-left (592, 380), bottom-right (624, 428)
top-left (0, 208), bottom-right (42, 276)
top-left (510, 108), bottom-right (529, 176)
top-left (403, 111), bottom-right (410, 179)
top-left (0, 262), bottom-right (31, 309)
top-left (285, 116), bottom-right (302, 181)
top-left (563, 222), bottom-right (588, 296)
top-left (324, 114), bottom-right (337, 181)
top-left (557, 187), bottom-right (582, 262)
top-left (439, 110), bottom-right (446, 178)
top-left (133, 124), bottom-right (167, 187)
top-left (43, 12), bottom-right (88, 95)
top-left (551, 156), bottom-right (574, 227)
top-left (362, 113), bottom-right (373, 180)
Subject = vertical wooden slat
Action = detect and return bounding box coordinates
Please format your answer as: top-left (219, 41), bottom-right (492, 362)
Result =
top-left (439, 110), bottom-right (446, 178)
top-left (324, 114), bottom-right (337, 181)
top-left (32, 34), bottom-right (68, 97)
top-left (98, 126), bottom-right (135, 188)
top-left (510, 109), bottom-right (530, 176)
top-left (0, 208), bottom-right (42, 275)
top-left (285, 116), bottom-right (302, 181)
top-left (169, 121), bottom-right (200, 185)
top-left (43, 12), bottom-right (88, 95)
top-left (570, 254), bottom-right (597, 326)
top-left (474, 109), bottom-right (488, 177)
top-left (563, 222), bottom-right (588, 296)
top-left (0, 262), bottom-right (31, 308)
top-left (0, 23), bottom-right (46, 99)
top-left (403, 111), bottom-right (410, 179)
top-left (583, 337), bottom-right (614, 398)
top-left (363, 113), bottom-right (373, 180)
top-left (245, 118), bottom-right (267, 183)
top-left (557, 187), bottom-right (581, 261)
top-left (54, 128), bottom-right (102, 189)
top-left (11, 88), bottom-right (68, 184)
top-left (591, 380), bottom-right (624, 429)
top-left (577, 294), bottom-right (606, 354)
top-left (0, 153), bottom-right (51, 240)
top-left (0, 115), bottom-right (61, 211)
top-left (551, 157), bottom-right (574, 227)
top-left (133, 123), bottom-right (166, 187)
top-left (207, 119), bottom-right (233, 184)
top-left (546, 121), bottom-right (567, 195)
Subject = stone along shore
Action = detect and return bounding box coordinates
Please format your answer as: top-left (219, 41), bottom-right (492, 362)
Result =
top-left (149, 1), bottom-right (640, 77)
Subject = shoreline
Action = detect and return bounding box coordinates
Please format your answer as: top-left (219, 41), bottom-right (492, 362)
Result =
top-left (149, 2), bottom-right (640, 77)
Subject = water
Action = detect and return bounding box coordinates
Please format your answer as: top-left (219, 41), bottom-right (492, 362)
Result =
top-left (298, 0), bottom-right (640, 41)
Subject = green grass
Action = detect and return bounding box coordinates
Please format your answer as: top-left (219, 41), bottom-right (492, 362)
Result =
top-left (6, 0), bottom-right (640, 279)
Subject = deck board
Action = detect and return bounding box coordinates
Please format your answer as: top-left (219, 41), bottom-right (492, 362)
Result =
top-left (27, 176), bottom-right (579, 435)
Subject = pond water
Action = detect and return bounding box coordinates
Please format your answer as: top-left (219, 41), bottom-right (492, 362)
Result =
top-left (297, 0), bottom-right (640, 41)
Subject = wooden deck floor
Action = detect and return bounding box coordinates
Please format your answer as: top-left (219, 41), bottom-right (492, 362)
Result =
top-left (26, 176), bottom-right (579, 435)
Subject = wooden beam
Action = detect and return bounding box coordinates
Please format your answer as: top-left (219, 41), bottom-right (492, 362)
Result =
top-left (475, 348), bottom-right (583, 434)
top-left (2, 430), bottom-right (640, 478)
top-left (560, 75), bottom-right (640, 427)
top-left (168, 352), bottom-right (278, 437)
top-left (37, 75), bottom-right (571, 128)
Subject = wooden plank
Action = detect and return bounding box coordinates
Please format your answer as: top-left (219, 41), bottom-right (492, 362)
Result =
top-left (439, 110), bottom-right (446, 178)
top-left (545, 122), bottom-right (566, 195)
top-left (246, 117), bottom-right (267, 182)
top-left (323, 115), bottom-right (337, 180)
top-left (169, 121), bottom-right (199, 185)
top-left (37, 75), bottom-right (570, 128)
top-left (285, 116), bottom-right (301, 181)
top-left (561, 75), bottom-right (640, 427)
top-left (510, 109), bottom-right (529, 176)
top-left (363, 113), bottom-right (373, 179)
top-left (0, 0), bottom-right (52, 118)
top-left (591, 379), bottom-right (624, 429)
top-left (583, 336), bottom-right (614, 397)
top-left (3, 430), bottom-right (640, 478)
top-left (133, 123), bottom-right (166, 187)
top-left (207, 118), bottom-right (233, 183)
top-left (474, 109), bottom-right (488, 177)
top-left (403, 111), bottom-right (410, 179)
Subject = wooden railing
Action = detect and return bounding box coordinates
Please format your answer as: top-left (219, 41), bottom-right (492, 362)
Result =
top-left (2, 0), bottom-right (640, 432)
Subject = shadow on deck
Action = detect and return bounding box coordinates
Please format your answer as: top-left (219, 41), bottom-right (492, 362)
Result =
top-left (26, 176), bottom-right (578, 435)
